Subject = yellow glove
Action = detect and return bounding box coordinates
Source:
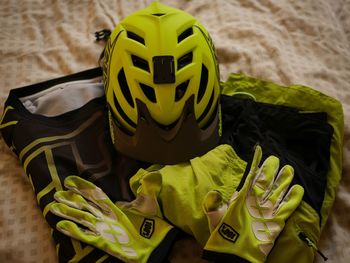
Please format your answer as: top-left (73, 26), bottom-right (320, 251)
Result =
top-left (50, 173), bottom-right (178, 263)
top-left (202, 145), bottom-right (304, 263)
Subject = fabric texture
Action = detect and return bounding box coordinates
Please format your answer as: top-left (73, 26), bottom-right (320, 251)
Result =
top-left (0, 1), bottom-right (350, 262)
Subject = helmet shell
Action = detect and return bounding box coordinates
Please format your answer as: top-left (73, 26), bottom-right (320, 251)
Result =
top-left (103, 2), bottom-right (221, 164)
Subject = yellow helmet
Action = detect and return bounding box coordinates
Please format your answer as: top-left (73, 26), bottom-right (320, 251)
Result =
top-left (103, 2), bottom-right (221, 164)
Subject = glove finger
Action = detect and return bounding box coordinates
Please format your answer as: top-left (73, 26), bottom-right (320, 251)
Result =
top-left (139, 171), bottom-right (162, 196)
top-left (54, 190), bottom-right (104, 218)
top-left (237, 145), bottom-right (263, 195)
top-left (54, 190), bottom-right (88, 209)
top-left (203, 190), bottom-right (224, 213)
top-left (64, 176), bottom-right (116, 214)
top-left (56, 219), bottom-right (98, 241)
top-left (53, 203), bottom-right (138, 248)
top-left (117, 195), bottom-right (160, 217)
top-left (251, 155), bottom-right (280, 200)
top-left (64, 176), bottom-right (108, 200)
top-left (274, 184), bottom-right (304, 219)
top-left (56, 220), bottom-right (138, 261)
top-left (250, 145), bottom-right (263, 173)
top-left (203, 191), bottom-right (227, 231)
top-left (119, 171), bottom-right (163, 217)
top-left (266, 165), bottom-right (294, 208)
top-left (50, 202), bottom-right (97, 232)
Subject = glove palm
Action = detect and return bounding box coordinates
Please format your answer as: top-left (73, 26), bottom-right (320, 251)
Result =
top-left (203, 145), bottom-right (304, 263)
top-left (50, 172), bottom-right (175, 263)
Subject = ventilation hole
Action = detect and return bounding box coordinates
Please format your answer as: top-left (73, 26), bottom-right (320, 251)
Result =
top-left (197, 88), bottom-right (215, 124)
top-left (177, 52), bottom-right (193, 70)
top-left (175, 80), bottom-right (189, 101)
top-left (131, 55), bottom-right (150, 72)
top-left (112, 96), bottom-right (136, 130)
top-left (126, 31), bottom-right (145, 45)
top-left (197, 64), bottom-right (209, 104)
top-left (201, 100), bottom-right (218, 130)
top-left (140, 83), bottom-right (157, 103)
top-left (110, 108), bottom-right (134, 136)
top-left (118, 69), bottom-right (135, 108)
top-left (152, 13), bottom-right (165, 16)
top-left (178, 27), bottom-right (193, 43)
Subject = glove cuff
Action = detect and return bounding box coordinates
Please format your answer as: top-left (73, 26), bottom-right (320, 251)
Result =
top-left (148, 227), bottom-right (181, 263)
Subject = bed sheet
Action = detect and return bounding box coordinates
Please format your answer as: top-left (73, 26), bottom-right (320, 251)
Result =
top-left (0, 0), bottom-right (349, 262)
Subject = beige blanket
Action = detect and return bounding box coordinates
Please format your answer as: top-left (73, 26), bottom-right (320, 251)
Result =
top-left (0, 0), bottom-right (349, 262)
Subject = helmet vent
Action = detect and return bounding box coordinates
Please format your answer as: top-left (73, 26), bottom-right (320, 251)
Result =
top-left (197, 64), bottom-right (209, 104)
top-left (177, 52), bottom-right (193, 70)
top-left (140, 83), bottom-right (157, 103)
top-left (126, 31), bottom-right (145, 45)
top-left (178, 27), bottom-right (193, 43)
top-left (197, 88), bottom-right (214, 125)
top-left (132, 55), bottom-right (150, 72)
top-left (118, 68), bottom-right (135, 108)
top-left (175, 80), bottom-right (189, 101)
top-left (112, 96), bottom-right (136, 130)
top-left (152, 13), bottom-right (165, 16)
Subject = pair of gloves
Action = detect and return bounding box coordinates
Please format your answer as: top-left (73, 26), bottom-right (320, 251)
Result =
top-left (50, 145), bottom-right (304, 263)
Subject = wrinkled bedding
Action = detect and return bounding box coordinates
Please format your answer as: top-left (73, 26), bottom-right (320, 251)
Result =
top-left (0, 0), bottom-right (349, 262)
